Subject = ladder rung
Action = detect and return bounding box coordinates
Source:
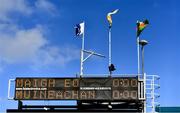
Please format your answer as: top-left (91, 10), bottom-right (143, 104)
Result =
top-left (146, 79), bottom-right (152, 81)
top-left (146, 97), bottom-right (152, 99)
top-left (147, 106), bottom-right (153, 108)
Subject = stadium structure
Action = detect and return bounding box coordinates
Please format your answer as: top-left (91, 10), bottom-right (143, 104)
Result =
top-left (7, 19), bottom-right (160, 113)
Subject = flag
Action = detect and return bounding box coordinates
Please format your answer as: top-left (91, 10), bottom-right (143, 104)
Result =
top-left (107, 9), bottom-right (119, 27)
top-left (136, 19), bottom-right (149, 37)
top-left (75, 22), bottom-right (84, 36)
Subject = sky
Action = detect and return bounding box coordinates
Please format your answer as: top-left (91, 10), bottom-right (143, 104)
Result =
top-left (0, 0), bottom-right (180, 112)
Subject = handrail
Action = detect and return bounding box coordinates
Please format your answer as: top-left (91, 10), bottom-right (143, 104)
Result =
top-left (8, 79), bottom-right (15, 100)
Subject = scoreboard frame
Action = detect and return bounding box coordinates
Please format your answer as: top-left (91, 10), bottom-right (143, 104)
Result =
top-left (14, 77), bottom-right (138, 101)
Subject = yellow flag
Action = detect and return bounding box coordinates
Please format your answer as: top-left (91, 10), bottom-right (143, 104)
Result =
top-left (107, 9), bottom-right (119, 27)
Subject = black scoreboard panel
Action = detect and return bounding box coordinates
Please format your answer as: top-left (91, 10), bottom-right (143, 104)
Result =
top-left (14, 77), bottom-right (138, 100)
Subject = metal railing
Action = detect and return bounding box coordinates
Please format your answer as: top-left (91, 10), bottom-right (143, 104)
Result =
top-left (146, 75), bottom-right (160, 113)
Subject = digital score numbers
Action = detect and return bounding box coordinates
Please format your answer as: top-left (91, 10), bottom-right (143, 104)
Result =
top-left (15, 77), bottom-right (138, 100)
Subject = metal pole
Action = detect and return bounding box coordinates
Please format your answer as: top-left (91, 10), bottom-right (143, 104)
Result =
top-left (109, 27), bottom-right (112, 77)
top-left (109, 27), bottom-right (111, 76)
top-left (137, 37), bottom-right (140, 79)
top-left (80, 22), bottom-right (85, 77)
top-left (144, 73), bottom-right (147, 113)
top-left (152, 76), bottom-right (155, 113)
top-left (141, 46), bottom-right (144, 79)
top-left (140, 43), bottom-right (146, 113)
top-left (79, 20), bottom-right (85, 110)
top-left (144, 73), bottom-right (146, 113)
top-left (142, 44), bottom-right (146, 113)
top-left (108, 26), bottom-right (112, 110)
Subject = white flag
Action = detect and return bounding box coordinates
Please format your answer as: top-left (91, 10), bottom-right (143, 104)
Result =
top-left (75, 22), bottom-right (84, 36)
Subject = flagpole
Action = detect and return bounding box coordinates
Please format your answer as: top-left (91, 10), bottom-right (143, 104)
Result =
top-left (109, 27), bottom-right (111, 66)
top-left (109, 26), bottom-right (112, 76)
top-left (80, 21), bottom-right (85, 77)
top-left (137, 36), bottom-right (140, 79)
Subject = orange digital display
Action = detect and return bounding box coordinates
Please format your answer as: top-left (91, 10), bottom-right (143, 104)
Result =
top-left (15, 77), bottom-right (138, 100)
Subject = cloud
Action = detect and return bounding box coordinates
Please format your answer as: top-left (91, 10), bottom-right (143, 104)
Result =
top-left (0, 25), bottom-right (79, 67)
top-left (34, 45), bottom-right (79, 67)
top-left (0, 25), bottom-right (46, 63)
top-left (0, 0), bottom-right (78, 69)
top-left (0, 0), bottom-right (57, 22)
top-left (35, 0), bottom-right (57, 15)
top-left (0, 0), bottom-right (32, 22)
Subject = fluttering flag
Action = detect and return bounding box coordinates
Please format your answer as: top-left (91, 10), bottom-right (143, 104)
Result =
top-left (107, 9), bottom-right (119, 27)
top-left (75, 22), bottom-right (84, 36)
top-left (136, 19), bottom-right (149, 37)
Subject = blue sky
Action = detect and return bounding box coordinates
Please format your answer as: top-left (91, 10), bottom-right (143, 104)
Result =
top-left (0, 0), bottom-right (180, 112)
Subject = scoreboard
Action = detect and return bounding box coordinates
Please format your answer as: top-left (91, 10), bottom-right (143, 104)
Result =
top-left (15, 77), bottom-right (138, 100)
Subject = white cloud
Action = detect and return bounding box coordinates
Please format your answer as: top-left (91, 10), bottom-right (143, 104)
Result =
top-left (0, 0), bottom-right (32, 22)
top-left (0, 25), bottom-right (46, 63)
top-left (0, 0), bottom-right (57, 22)
top-left (35, 0), bottom-right (57, 15)
top-left (0, 25), bottom-right (79, 67)
top-left (0, 0), bottom-right (76, 70)
top-left (34, 45), bottom-right (79, 67)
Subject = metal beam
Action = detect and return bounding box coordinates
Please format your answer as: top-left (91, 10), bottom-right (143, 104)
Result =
top-left (83, 50), bottom-right (105, 58)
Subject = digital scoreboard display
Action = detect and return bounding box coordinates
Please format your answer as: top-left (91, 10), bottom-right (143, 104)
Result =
top-left (15, 77), bottom-right (138, 100)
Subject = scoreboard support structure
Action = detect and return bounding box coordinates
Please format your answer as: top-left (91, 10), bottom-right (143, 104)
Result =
top-left (8, 99), bottom-right (143, 112)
